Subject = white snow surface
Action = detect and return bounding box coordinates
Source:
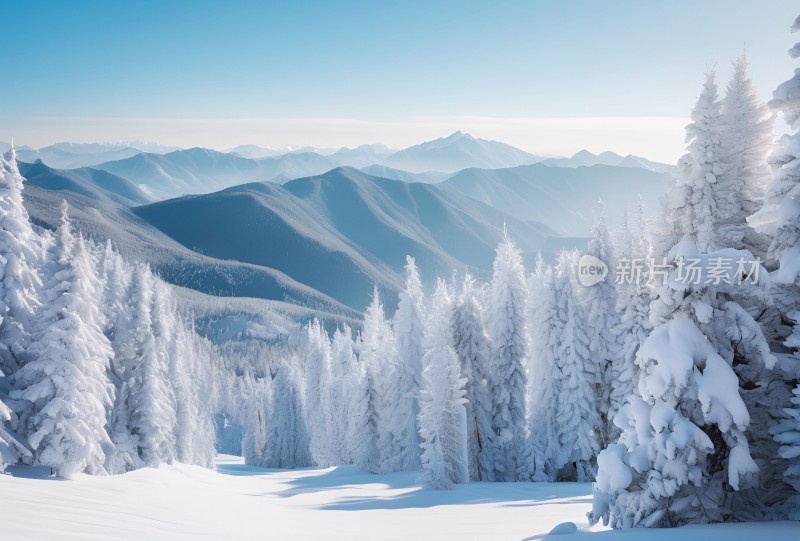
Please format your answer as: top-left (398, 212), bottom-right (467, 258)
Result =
top-left (1, 455), bottom-right (798, 540)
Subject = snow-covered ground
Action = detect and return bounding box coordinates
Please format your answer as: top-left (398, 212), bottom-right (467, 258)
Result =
top-left (1, 455), bottom-right (798, 540)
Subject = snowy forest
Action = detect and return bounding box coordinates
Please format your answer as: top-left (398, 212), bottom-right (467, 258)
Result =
top-left (2, 10), bottom-right (800, 536)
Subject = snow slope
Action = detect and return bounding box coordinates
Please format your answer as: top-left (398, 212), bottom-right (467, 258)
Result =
top-left (2, 455), bottom-right (796, 541)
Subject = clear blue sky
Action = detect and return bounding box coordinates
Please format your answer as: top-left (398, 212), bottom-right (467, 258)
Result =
top-left (1, 1), bottom-right (797, 161)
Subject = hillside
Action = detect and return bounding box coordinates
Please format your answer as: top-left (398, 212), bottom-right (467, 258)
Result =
top-left (443, 163), bottom-right (673, 236)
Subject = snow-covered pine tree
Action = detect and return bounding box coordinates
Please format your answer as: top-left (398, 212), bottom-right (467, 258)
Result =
top-left (717, 54), bottom-right (775, 259)
top-left (608, 203), bottom-right (654, 441)
top-left (0, 148), bottom-right (42, 375)
top-left (418, 279), bottom-right (468, 489)
top-left (450, 272), bottom-right (494, 481)
top-left (524, 256), bottom-right (561, 481)
top-left (180, 321), bottom-right (218, 468)
top-left (386, 255), bottom-right (426, 471)
top-left (330, 324), bottom-right (357, 464)
top-left (358, 287), bottom-right (397, 471)
top-left (265, 360), bottom-right (312, 469)
top-left (591, 234), bottom-right (776, 527)
top-left (304, 318), bottom-right (335, 466)
top-left (659, 72), bottom-right (725, 255)
top-left (0, 367), bottom-right (31, 471)
top-left (351, 333), bottom-right (381, 472)
top-left (553, 251), bottom-right (601, 481)
top-left (113, 263), bottom-right (177, 468)
top-left (97, 241), bottom-right (131, 346)
top-left (773, 313), bottom-right (800, 519)
top-left (581, 211), bottom-right (621, 448)
top-left (10, 203), bottom-right (113, 477)
top-left (752, 14), bottom-right (800, 519)
top-left (241, 369), bottom-right (272, 468)
top-left (485, 229), bottom-right (528, 482)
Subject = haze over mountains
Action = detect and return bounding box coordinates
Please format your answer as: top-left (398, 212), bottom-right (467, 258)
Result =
top-left (6, 132), bottom-right (676, 313)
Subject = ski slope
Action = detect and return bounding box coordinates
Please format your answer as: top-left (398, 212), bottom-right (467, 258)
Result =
top-left (1, 455), bottom-right (798, 540)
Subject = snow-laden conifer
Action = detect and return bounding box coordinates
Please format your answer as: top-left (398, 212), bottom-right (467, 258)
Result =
top-left (418, 280), bottom-right (468, 489)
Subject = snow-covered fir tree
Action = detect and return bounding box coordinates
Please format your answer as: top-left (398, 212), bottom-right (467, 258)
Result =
top-left (351, 339), bottom-right (381, 472)
top-left (580, 212), bottom-right (621, 447)
top-left (524, 256), bottom-right (560, 481)
top-left (241, 370), bottom-right (272, 468)
top-left (485, 230), bottom-right (528, 482)
top-left (450, 273), bottom-right (494, 481)
top-left (660, 72), bottom-right (725, 254)
top-left (753, 14), bottom-right (800, 519)
top-left (418, 280), bottom-right (468, 489)
top-left (0, 367), bottom-right (30, 472)
top-left (591, 234), bottom-right (776, 527)
top-left (717, 54), bottom-right (775, 259)
top-left (115, 263), bottom-right (178, 468)
top-left (553, 251), bottom-right (601, 481)
top-left (330, 324), bottom-right (358, 464)
top-left (608, 204), bottom-right (654, 441)
top-left (10, 204), bottom-right (113, 477)
top-left (386, 256), bottom-right (426, 471)
top-left (353, 288), bottom-right (389, 472)
top-left (265, 360), bottom-right (312, 469)
top-left (0, 148), bottom-right (42, 376)
top-left (304, 318), bottom-right (335, 466)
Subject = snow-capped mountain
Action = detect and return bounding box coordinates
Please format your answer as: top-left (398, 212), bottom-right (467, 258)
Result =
top-left (443, 163), bottom-right (673, 236)
top-left (382, 131), bottom-right (544, 173)
top-left (541, 149), bottom-right (676, 174)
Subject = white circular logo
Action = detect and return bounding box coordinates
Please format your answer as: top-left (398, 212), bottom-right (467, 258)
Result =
top-left (577, 254), bottom-right (608, 287)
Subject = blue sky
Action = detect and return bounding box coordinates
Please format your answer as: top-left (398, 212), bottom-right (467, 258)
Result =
top-left (1, 1), bottom-right (797, 161)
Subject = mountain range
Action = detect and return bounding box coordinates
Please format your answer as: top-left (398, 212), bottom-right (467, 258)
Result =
top-left (11, 134), bottom-right (676, 314)
top-left (541, 149), bottom-right (676, 174)
top-left (132, 167), bottom-right (557, 310)
top-left (444, 163), bottom-right (672, 237)
top-left (10, 133), bottom-right (676, 202)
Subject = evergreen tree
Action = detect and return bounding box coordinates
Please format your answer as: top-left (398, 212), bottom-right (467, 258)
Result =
top-left (418, 280), bottom-right (468, 489)
top-left (591, 238), bottom-right (775, 528)
top-left (485, 230), bottom-right (528, 481)
top-left (609, 204), bottom-right (654, 441)
top-left (717, 55), bottom-right (775, 258)
top-left (553, 251), bottom-right (601, 481)
top-left (386, 256), bottom-right (426, 471)
top-left (451, 273), bottom-right (494, 481)
top-left (581, 212), bottom-right (621, 448)
top-left (266, 360), bottom-right (312, 469)
top-left (10, 204), bottom-right (113, 477)
top-left (0, 148), bottom-right (42, 375)
top-left (358, 287), bottom-right (397, 471)
top-left (660, 72), bottom-right (725, 254)
top-left (113, 264), bottom-right (177, 468)
top-left (330, 324), bottom-right (357, 464)
top-left (524, 257), bottom-right (561, 481)
top-left (241, 370), bottom-right (271, 468)
top-left (351, 338), bottom-right (381, 473)
top-left (0, 367), bottom-right (31, 471)
top-left (754, 14), bottom-right (800, 519)
top-left (304, 318), bottom-right (335, 466)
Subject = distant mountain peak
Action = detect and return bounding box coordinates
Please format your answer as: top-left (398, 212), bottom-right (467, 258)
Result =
top-left (572, 149), bottom-right (597, 159)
